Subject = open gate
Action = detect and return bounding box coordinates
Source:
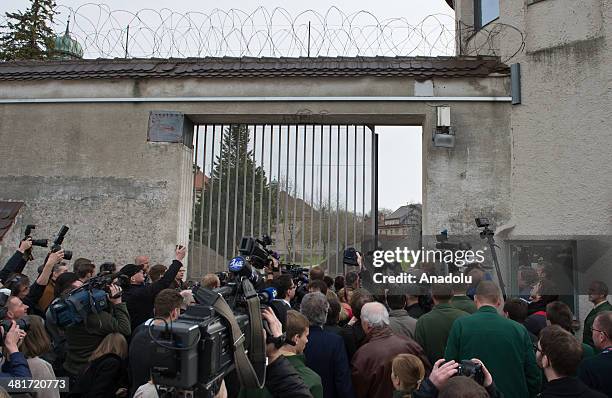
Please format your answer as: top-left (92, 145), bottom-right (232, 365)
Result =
top-left (189, 124), bottom-right (378, 279)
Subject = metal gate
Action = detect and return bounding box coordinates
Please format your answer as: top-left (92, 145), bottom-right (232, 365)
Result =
top-left (189, 124), bottom-right (376, 279)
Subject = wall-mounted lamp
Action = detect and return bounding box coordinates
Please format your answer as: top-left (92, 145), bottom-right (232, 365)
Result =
top-left (432, 106), bottom-right (455, 148)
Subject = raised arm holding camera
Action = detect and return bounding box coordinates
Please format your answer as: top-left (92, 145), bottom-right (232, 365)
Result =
top-left (122, 245), bottom-right (186, 331)
top-left (0, 320), bottom-right (31, 378)
top-left (0, 238), bottom-right (32, 284)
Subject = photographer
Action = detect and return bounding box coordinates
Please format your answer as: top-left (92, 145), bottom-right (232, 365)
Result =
top-left (0, 238), bottom-right (32, 284)
top-left (22, 249), bottom-right (66, 316)
top-left (62, 282), bottom-right (130, 382)
top-left (44, 272), bottom-right (83, 373)
top-left (0, 321), bottom-right (31, 378)
top-left (122, 245), bottom-right (186, 331)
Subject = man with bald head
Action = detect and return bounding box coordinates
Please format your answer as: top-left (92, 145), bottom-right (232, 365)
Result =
top-left (445, 281), bottom-right (541, 398)
top-left (351, 301), bottom-right (429, 398)
top-left (135, 255), bottom-right (150, 274)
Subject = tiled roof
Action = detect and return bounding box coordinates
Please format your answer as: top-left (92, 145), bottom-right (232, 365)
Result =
top-left (0, 56), bottom-right (508, 81)
top-left (387, 204), bottom-right (422, 220)
top-left (0, 201), bottom-right (23, 242)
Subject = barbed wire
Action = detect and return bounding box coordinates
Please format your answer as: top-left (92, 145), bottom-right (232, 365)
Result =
top-left (0, 4), bottom-right (525, 61)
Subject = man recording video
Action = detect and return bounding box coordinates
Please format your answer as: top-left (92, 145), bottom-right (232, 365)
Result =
top-left (62, 280), bottom-right (130, 383)
top-left (122, 245), bottom-right (187, 331)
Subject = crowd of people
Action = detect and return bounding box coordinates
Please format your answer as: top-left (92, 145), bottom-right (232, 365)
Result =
top-left (0, 237), bottom-right (610, 398)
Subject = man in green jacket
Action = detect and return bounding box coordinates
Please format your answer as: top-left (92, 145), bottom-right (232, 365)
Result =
top-left (415, 284), bottom-right (468, 364)
top-left (583, 281), bottom-right (612, 349)
top-left (63, 284), bottom-right (132, 377)
top-left (445, 281), bottom-right (541, 398)
top-left (450, 283), bottom-right (477, 314)
top-left (239, 310), bottom-right (323, 398)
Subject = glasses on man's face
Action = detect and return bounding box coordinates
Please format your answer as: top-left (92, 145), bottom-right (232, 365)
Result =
top-left (533, 344), bottom-right (542, 353)
top-left (591, 327), bottom-right (608, 337)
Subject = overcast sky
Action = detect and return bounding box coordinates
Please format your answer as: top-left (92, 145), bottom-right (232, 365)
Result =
top-left (1, 0), bottom-right (452, 211)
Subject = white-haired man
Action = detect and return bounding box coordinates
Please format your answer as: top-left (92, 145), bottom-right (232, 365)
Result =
top-left (351, 301), bottom-right (430, 398)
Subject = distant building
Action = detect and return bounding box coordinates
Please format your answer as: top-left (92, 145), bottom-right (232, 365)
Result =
top-left (379, 204), bottom-right (422, 237)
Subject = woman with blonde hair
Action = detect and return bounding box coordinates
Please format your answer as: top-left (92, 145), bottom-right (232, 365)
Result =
top-left (71, 333), bottom-right (128, 397)
top-left (391, 353), bottom-right (425, 398)
top-left (20, 315), bottom-right (59, 398)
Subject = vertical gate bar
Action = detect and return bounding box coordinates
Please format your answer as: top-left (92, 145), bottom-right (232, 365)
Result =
top-left (336, 125), bottom-right (340, 275)
top-left (293, 124), bottom-right (298, 263)
top-left (362, 125), bottom-right (366, 247)
top-left (318, 125), bottom-right (323, 268)
top-left (310, 124), bottom-right (315, 266)
top-left (353, 125), bottom-right (357, 248)
top-left (345, 124), bottom-right (349, 252)
top-left (224, 124), bottom-right (232, 264)
top-left (276, 126), bottom-right (281, 245)
top-left (215, 125), bottom-right (224, 271)
top-left (371, 129), bottom-right (378, 250)
top-left (285, 125), bottom-right (290, 261)
top-left (327, 125), bottom-right (332, 271)
top-left (241, 125), bottom-right (249, 240)
top-left (301, 125), bottom-right (306, 265)
top-left (251, 126), bottom-right (258, 236)
top-left (207, 126), bottom-right (216, 275)
top-left (267, 125), bottom-right (273, 238)
top-left (191, 125), bottom-right (199, 277)
top-left (232, 125), bottom-right (241, 258)
top-left (258, 126), bottom-right (265, 238)
top-left (198, 126), bottom-right (208, 278)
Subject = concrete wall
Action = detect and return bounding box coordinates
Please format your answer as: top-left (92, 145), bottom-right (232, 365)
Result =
top-left (0, 73), bottom-right (511, 279)
top-left (452, 0), bottom-right (611, 324)
top-left (0, 103), bottom-right (194, 277)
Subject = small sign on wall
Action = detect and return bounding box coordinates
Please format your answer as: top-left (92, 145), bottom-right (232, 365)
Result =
top-left (147, 111), bottom-right (194, 147)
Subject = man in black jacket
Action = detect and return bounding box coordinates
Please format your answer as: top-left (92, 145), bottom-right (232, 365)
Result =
top-left (0, 238), bottom-right (31, 283)
top-left (121, 245), bottom-right (186, 331)
top-left (539, 325), bottom-right (606, 398)
top-left (128, 288), bottom-right (184, 397)
top-left (578, 311), bottom-right (612, 397)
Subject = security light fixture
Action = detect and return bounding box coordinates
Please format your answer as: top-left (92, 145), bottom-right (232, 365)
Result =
top-left (432, 106), bottom-right (455, 148)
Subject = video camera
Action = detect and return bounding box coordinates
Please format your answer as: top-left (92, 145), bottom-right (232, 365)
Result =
top-left (238, 235), bottom-right (277, 269)
top-left (148, 244), bottom-right (274, 397)
top-left (48, 271), bottom-right (128, 328)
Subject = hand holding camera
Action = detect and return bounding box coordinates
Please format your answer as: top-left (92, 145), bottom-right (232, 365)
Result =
top-left (46, 249), bottom-right (65, 267)
top-left (108, 284), bottom-right (123, 304)
top-left (18, 238), bottom-right (33, 254)
top-left (429, 359), bottom-right (459, 390)
top-left (470, 358), bottom-right (492, 387)
top-left (2, 321), bottom-right (25, 355)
